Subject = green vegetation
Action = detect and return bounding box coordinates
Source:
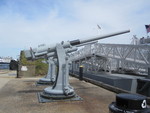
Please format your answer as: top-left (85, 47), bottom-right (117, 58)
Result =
top-left (20, 51), bottom-right (48, 76)
top-left (20, 51), bottom-right (35, 65)
top-left (34, 59), bottom-right (48, 76)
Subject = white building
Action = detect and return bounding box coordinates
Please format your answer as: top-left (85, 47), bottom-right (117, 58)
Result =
top-left (0, 57), bottom-right (12, 63)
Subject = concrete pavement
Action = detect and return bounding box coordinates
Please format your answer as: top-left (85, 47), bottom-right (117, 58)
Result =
top-left (0, 71), bottom-right (116, 113)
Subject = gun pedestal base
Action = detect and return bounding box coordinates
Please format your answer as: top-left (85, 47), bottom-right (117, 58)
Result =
top-left (41, 91), bottom-right (75, 99)
top-left (37, 91), bottom-right (82, 103)
top-left (36, 80), bottom-right (53, 86)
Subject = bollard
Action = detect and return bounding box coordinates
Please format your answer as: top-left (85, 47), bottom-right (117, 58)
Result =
top-left (79, 65), bottom-right (83, 81)
top-left (109, 93), bottom-right (150, 113)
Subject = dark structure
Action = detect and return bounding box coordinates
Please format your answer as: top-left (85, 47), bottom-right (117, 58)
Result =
top-left (9, 60), bottom-right (18, 70)
top-left (109, 93), bottom-right (150, 113)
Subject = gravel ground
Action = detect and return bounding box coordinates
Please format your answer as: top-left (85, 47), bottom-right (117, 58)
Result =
top-left (0, 70), bottom-right (16, 89)
top-left (0, 71), bottom-right (116, 113)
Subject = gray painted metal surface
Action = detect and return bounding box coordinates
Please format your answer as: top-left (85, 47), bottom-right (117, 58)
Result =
top-left (71, 43), bottom-right (150, 75)
top-left (37, 58), bottom-right (56, 85)
top-left (70, 43), bottom-right (150, 96)
top-left (43, 44), bottom-right (75, 96)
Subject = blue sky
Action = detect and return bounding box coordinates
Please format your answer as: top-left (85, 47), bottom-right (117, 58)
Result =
top-left (0, 0), bottom-right (150, 59)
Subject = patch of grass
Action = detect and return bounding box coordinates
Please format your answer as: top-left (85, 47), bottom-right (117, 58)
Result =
top-left (20, 51), bottom-right (48, 76)
top-left (35, 59), bottom-right (48, 76)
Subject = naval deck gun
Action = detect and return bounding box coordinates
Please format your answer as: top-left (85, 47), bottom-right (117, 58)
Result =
top-left (24, 29), bottom-right (130, 101)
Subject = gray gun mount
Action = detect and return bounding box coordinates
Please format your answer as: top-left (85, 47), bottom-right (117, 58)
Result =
top-left (31, 42), bottom-right (99, 85)
top-left (36, 41), bottom-right (98, 86)
top-left (36, 57), bottom-right (56, 85)
top-left (24, 29), bottom-right (130, 101)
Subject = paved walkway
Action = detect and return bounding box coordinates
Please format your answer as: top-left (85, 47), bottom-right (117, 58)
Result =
top-left (0, 71), bottom-right (116, 113)
top-left (0, 70), bottom-right (16, 90)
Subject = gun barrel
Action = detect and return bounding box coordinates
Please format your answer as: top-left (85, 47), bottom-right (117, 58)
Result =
top-left (70, 29), bottom-right (130, 46)
top-left (24, 29), bottom-right (130, 59)
top-left (76, 41), bottom-right (98, 47)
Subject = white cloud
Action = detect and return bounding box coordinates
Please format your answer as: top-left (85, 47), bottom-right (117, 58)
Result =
top-left (0, 0), bottom-right (150, 58)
